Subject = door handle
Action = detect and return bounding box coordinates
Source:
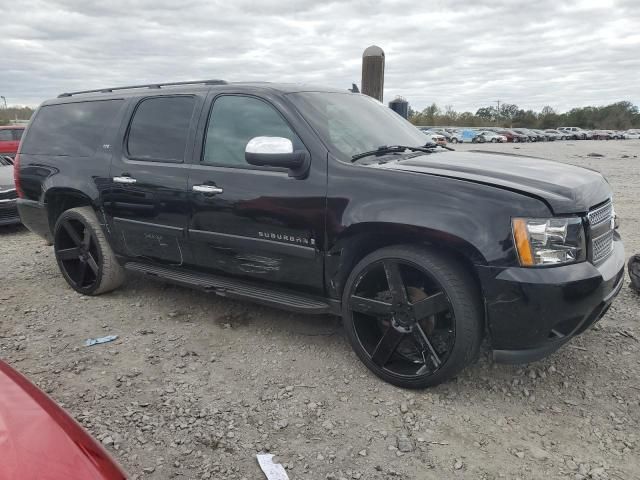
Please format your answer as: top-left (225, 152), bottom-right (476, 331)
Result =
top-left (113, 176), bottom-right (137, 184)
top-left (193, 185), bottom-right (224, 195)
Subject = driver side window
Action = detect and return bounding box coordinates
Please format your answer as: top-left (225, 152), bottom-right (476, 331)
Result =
top-left (203, 95), bottom-right (303, 167)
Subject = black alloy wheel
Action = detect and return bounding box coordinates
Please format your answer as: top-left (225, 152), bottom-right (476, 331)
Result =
top-left (55, 217), bottom-right (102, 292)
top-left (53, 207), bottom-right (125, 295)
top-left (342, 246), bottom-right (482, 388)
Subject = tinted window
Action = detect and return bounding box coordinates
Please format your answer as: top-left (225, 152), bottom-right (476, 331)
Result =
top-left (21, 100), bottom-right (123, 156)
top-left (0, 130), bottom-right (12, 141)
top-left (203, 95), bottom-right (302, 167)
top-left (13, 129), bottom-right (24, 140)
top-left (127, 96), bottom-right (195, 162)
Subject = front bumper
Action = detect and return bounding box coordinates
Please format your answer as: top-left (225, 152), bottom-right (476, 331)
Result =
top-left (478, 235), bottom-right (625, 364)
top-left (0, 199), bottom-right (21, 226)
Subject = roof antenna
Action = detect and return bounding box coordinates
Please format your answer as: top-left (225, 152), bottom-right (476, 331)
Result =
top-left (349, 83), bottom-right (360, 93)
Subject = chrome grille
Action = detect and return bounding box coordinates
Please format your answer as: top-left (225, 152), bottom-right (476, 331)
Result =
top-left (588, 200), bottom-right (614, 264)
top-left (587, 201), bottom-right (612, 226)
top-left (592, 230), bottom-right (614, 263)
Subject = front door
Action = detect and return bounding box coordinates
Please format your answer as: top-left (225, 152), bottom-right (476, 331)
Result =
top-left (186, 93), bottom-right (326, 295)
top-left (104, 94), bottom-right (202, 265)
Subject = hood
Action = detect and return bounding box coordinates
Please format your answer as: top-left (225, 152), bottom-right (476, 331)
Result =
top-left (0, 164), bottom-right (14, 190)
top-left (0, 361), bottom-right (127, 480)
top-left (377, 151), bottom-right (611, 214)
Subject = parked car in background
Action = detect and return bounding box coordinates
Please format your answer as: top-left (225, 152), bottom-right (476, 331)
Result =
top-left (624, 130), bottom-right (640, 139)
top-left (592, 130), bottom-right (612, 140)
top-left (422, 131), bottom-right (448, 146)
top-left (0, 360), bottom-right (127, 479)
top-left (532, 129), bottom-right (555, 141)
top-left (418, 127), bottom-right (450, 144)
top-left (475, 130), bottom-right (507, 143)
top-left (0, 125), bottom-right (25, 158)
top-left (513, 128), bottom-right (542, 142)
top-left (0, 155), bottom-right (20, 226)
top-left (545, 129), bottom-right (569, 140)
top-left (427, 128), bottom-right (454, 142)
top-left (448, 128), bottom-right (477, 143)
top-left (558, 127), bottom-right (592, 140)
top-left (496, 129), bottom-right (528, 143)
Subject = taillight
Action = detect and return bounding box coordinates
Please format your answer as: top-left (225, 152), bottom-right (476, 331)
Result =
top-left (13, 152), bottom-right (24, 198)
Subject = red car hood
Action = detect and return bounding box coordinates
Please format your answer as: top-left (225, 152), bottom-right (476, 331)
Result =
top-left (0, 360), bottom-right (127, 480)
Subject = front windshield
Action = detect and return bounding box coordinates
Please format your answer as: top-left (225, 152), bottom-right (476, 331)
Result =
top-left (287, 92), bottom-right (428, 161)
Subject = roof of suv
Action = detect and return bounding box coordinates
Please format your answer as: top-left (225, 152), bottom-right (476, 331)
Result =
top-left (50, 80), bottom-right (350, 104)
top-left (0, 125), bottom-right (25, 130)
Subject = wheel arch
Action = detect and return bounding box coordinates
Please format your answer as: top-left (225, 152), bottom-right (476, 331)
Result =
top-left (326, 222), bottom-right (487, 301)
top-left (45, 188), bottom-right (97, 233)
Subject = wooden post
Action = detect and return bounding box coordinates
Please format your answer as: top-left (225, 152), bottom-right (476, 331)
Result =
top-left (361, 45), bottom-right (385, 102)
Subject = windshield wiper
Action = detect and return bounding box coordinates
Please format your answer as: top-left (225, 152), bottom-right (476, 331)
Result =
top-left (351, 143), bottom-right (453, 162)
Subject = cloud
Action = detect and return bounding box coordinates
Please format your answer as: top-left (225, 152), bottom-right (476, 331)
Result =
top-left (1, 0), bottom-right (638, 113)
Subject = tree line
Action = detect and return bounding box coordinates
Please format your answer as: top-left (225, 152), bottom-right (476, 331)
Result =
top-left (409, 101), bottom-right (640, 130)
top-left (0, 107), bottom-right (34, 126)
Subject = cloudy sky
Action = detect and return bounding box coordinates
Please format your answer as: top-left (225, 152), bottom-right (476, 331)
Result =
top-left (2, 0), bottom-right (638, 113)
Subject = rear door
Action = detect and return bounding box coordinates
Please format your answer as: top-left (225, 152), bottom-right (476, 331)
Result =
top-left (185, 93), bottom-right (327, 295)
top-left (104, 94), bottom-right (203, 265)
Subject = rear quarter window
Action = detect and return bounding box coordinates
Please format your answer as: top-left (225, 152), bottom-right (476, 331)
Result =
top-left (21, 100), bottom-right (124, 156)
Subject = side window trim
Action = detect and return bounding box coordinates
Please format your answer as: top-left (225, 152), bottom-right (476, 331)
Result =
top-left (124, 94), bottom-right (197, 164)
top-left (199, 93), bottom-right (307, 171)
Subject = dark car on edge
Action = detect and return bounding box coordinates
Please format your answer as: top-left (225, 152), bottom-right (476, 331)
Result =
top-left (1, 155), bottom-right (20, 225)
top-left (15, 80), bottom-right (625, 389)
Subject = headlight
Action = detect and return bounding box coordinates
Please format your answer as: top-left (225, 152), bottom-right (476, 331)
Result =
top-left (512, 217), bottom-right (586, 266)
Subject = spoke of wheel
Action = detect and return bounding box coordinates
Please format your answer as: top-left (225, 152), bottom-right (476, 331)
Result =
top-left (383, 261), bottom-right (408, 306)
top-left (76, 261), bottom-right (88, 287)
top-left (62, 221), bottom-right (83, 247)
top-left (86, 253), bottom-right (99, 274)
top-left (82, 227), bottom-right (91, 249)
top-left (413, 323), bottom-right (442, 368)
top-left (410, 292), bottom-right (449, 321)
top-left (349, 295), bottom-right (393, 316)
top-left (371, 325), bottom-right (406, 367)
top-left (57, 247), bottom-right (82, 261)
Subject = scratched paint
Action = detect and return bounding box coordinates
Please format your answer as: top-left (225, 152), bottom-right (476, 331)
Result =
top-left (236, 254), bottom-right (281, 274)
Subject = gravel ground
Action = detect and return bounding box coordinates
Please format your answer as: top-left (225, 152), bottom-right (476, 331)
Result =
top-left (1, 140), bottom-right (639, 480)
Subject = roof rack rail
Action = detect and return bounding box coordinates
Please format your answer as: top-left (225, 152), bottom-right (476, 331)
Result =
top-left (58, 79), bottom-right (227, 98)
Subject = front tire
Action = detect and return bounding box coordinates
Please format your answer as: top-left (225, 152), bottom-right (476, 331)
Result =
top-left (342, 245), bottom-right (483, 389)
top-left (53, 206), bottom-right (125, 295)
top-left (451, 138), bottom-right (459, 144)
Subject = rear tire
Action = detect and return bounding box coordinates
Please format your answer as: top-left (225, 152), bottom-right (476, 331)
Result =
top-left (53, 207), bottom-right (125, 295)
top-left (342, 245), bottom-right (483, 389)
top-left (451, 138), bottom-right (459, 144)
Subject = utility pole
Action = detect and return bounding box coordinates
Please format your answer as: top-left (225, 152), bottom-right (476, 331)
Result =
top-left (0, 96), bottom-right (7, 110)
top-left (494, 100), bottom-right (500, 124)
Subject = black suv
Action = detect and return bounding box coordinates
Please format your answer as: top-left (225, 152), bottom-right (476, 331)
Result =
top-left (15, 80), bottom-right (625, 388)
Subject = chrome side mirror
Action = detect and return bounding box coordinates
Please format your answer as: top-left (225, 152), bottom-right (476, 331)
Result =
top-left (245, 136), bottom-right (309, 178)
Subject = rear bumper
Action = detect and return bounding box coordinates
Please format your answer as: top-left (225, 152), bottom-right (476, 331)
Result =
top-left (17, 199), bottom-right (51, 241)
top-left (0, 199), bottom-right (21, 226)
top-left (478, 235), bottom-right (625, 364)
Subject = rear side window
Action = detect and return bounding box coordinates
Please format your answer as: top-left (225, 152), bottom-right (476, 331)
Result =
top-left (21, 100), bottom-right (124, 156)
top-left (0, 130), bottom-right (12, 141)
top-left (127, 96), bottom-right (195, 162)
top-left (13, 129), bottom-right (24, 140)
